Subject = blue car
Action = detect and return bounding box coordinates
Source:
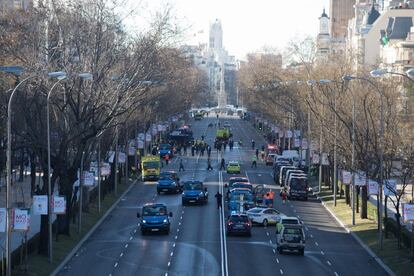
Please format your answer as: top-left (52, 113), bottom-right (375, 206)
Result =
top-left (228, 191), bottom-right (255, 211)
top-left (137, 203), bottom-right (173, 235)
top-left (158, 144), bottom-right (173, 158)
top-left (157, 171), bottom-right (182, 194)
top-left (181, 181), bottom-right (208, 205)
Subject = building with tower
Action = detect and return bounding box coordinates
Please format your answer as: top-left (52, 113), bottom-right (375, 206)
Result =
top-left (316, 9), bottom-right (332, 63)
top-left (330, 0), bottom-right (356, 39)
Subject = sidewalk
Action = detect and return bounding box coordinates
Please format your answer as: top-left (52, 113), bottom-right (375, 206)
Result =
top-left (0, 170), bottom-right (55, 257)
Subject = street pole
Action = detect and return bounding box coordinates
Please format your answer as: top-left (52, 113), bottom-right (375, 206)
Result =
top-left (46, 77), bottom-right (65, 263)
top-left (97, 139), bottom-right (101, 213)
top-left (78, 151), bottom-right (85, 234)
top-left (125, 125), bottom-right (129, 184)
top-left (333, 86), bottom-right (338, 206)
top-left (352, 93), bottom-right (356, 226)
top-left (114, 125), bottom-right (119, 196)
top-left (379, 93), bottom-right (384, 250)
top-left (307, 88), bottom-right (312, 176)
top-left (6, 76), bottom-right (35, 276)
top-left (318, 101), bottom-right (323, 193)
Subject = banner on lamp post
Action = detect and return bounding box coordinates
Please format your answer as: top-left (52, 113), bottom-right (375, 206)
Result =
top-left (0, 208), bottom-right (6, 233)
top-left (294, 138), bottom-right (301, 147)
top-left (12, 208), bottom-right (30, 232)
top-left (321, 153), bottom-right (329, 165)
top-left (301, 139), bottom-right (308, 150)
top-left (384, 179), bottom-right (397, 196)
top-left (368, 179), bottom-right (379, 195)
top-left (312, 153), bottom-right (320, 164)
top-left (137, 140), bottom-right (144, 149)
top-left (294, 130), bottom-right (301, 138)
top-left (101, 163), bottom-right (111, 176)
top-left (118, 152), bottom-right (126, 163)
top-left (354, 173), bottom-right (367, 186)
top-left (53, 196), bottom-right (66, 214)
top-left (83, 171), bottom-right (95, 186)
top-left (32, 195), bottom-right (48, 215)
top-left (145, 133), bottom-right (152, 142)
top-left (286, 130), bottom-right (293, 138)
top-left (138, 133), bottom-right (145, 141)
top-left (342, 170), bottom-right (352, 185)
top-left (403, 204), bottom-right (414, 222)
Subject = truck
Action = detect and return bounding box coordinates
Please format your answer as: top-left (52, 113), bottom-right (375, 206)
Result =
top-left (141, 155), bottom-right (161, 181)
top-left (168, 126), bottom-right (194, 146)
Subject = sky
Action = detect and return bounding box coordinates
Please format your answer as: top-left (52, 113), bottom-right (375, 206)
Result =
top-left (132, 0), bottom-right (330, 59)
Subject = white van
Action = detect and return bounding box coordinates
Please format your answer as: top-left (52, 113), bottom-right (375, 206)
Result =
top-left (282, 150), bottom-right (300, 167)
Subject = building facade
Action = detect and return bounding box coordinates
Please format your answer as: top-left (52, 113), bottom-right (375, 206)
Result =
top-left (330, 0), bottom-right (356, 39)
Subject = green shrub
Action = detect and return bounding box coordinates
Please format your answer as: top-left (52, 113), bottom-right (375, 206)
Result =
top-left (384, 217), bottom-right (414, 249)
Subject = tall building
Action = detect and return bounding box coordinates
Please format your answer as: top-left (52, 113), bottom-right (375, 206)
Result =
top-left (209, 19), bottom-right (223, 51)
top-left (330, 0), bottom-right (356, 39)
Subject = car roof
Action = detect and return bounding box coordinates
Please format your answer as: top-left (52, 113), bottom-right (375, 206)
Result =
top-left (160, 171), bottom-right (176, 175)
top-left (182, 180), bottom-right (203, 184)
top-left (280, 216), bottom-right (300, 221)
top-left (228, 161), bottom-right (239, 164)
top-left (229, 212), bottom-right (248, 217)
top-left (229, 177), bottom-right (248, 181)
top-left (230, 188), bottom-right (251, 192)
top-left (143, 203), bottom-right (166, 207)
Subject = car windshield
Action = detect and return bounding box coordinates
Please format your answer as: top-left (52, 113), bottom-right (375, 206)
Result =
top-left (232, 184), bottom-right (252, 189)
top-left (160, 144), bottom-right (171, 150)
top-left (183, 182), bottom-right (202, 190)
top-left (283, 227), bottom-right (303, 236)
top-left (282, 219), bottom-right (299, 224)
top-left (229, 215), bottom-right (249, 222)
top-left (230, 193), bottom-right (253, 201)
top-left (159, 175), bottom-right (172, 180)
top-left (142, 205), bottom-right (167, 216)
top-left (229, 178), bottom-right (248, 185)
top-left (291, 178), bottom-right (307, 189)
top-left (229, 163), bottom-right (239, 166)
top-left (248, 208), bottom-right (263, 213)
top-left (143, 161), bottom-right (160, 169)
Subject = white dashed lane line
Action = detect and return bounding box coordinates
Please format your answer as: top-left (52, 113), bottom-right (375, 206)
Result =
top-left (114, 262), bottom-right (118, 268)
top-left (327, 261), bottom-right (332, 266)
top-left (315, 241), bottom-right (319, 246)
top-left (276, 258), bottom-right (279, 264)
top-left (321, 251), bottom-right (325, 255)
top-left (280, 269), bottom-right (284, 275)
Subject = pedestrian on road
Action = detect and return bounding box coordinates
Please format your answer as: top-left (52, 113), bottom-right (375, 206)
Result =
top-left (255, 148), bottom-right (259, 159)
top-left (191, 144), bottom-right (195, 156)
top-left (281, 189), bottom-right (287, 204)
top-left (251, 139), bottom-right (255, 150)
top-left (215, 191), bottom-right (223, 209)
top-left (34, 184), bottom-right (41, 195)
top-left (251, 155), bottom-right (257, 168)
top-left (220, 158), bottom-right (226, 170)
top-left (165, 154), bottom-right (170, 165)
top-left (207, 158), bottom-right (213, 171)
top-left (179, 159), bottom-right (185, 171)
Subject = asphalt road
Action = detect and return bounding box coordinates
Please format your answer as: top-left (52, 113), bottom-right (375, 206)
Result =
top-left (56, 115), bottom-right (388, 276)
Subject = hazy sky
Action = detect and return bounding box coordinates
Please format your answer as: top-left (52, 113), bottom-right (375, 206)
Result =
top-left (136, 0), bottom-right (330, 59)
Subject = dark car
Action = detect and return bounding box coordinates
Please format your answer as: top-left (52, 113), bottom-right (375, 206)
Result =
top-left (157, 171), bottom-right (181, 194)
top-left (226, 213), bottom-right (252, 236)
top-left (181, 180), bottom-right (208, 205)
top-left (137, 203), bottom-right (173, 235)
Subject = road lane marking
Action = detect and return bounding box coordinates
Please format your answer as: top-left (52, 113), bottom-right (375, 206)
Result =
top-left (310, 234), bottom-right (314, 238)
top-left (266, 232), bottom-right (269, 236)
top-left (280, 269), bottom-right (283, 274)
top-left (125, 244), bottom-right (128, 248)
top-left (170, 252), bottom-right (174, 257)
top-left (327, 261), bottom-right (332, 266)
top-left (321, 251), bottom-right (325, 255)
top-left (305, 227), bottom-right (309, 231)
top-left (219, 171), bottom-right (229, 276)
top-left (334, 272), bottom-right (339, 276)
top-left (175, 236), bottom-right (178, 239)
top-left (273, 249), bottom-right (276, 253)
top-left (276, 258), bottom-right (279, 263)
top-left (173, 243), bottom-right (176, 247)
top-left (129, 236), bottom-right (133, 240)
top-left (168, 261), bottom-right (171, 267)
top-left (315, 242), bottom-right (319, 246)
top-left (114, 262), bottom-right (118, 268)
top-left (120, 253), bottom-right (123, 257)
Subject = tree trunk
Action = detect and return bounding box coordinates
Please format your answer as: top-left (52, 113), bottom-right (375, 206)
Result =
top-left (396, 212), bottom-right (402, 249)
top-left (360, 186), bottom-right (367, 219)
top-left (345, 184), bottom-right (350, 205)
top-left (30, 155), bottom-right (36, 197)
top-left (356, 187), bottom-right (360, 213)
top-left (384, 196), bottom-right (388, 238)
top-left (19, 148), bottom-right (24, 182)
top-left (38, 171), bottom-right (49, 255)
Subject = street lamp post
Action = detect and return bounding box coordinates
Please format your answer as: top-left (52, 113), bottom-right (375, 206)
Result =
top-left (343, 74), bottom-right (384, 246)
top-left (46, 71), bottom-right (67, 263)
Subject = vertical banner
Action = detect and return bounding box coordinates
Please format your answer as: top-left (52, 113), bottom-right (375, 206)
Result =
top-left (301, 138), bottom-right (308, 150)
top-left (0, 208), bottom-right (6, 233)
top-left (83, 171), bottom-right (95, 186)
top-left (53, 196), bottom-right (66, 214)
top-left (118, 152), bottom-right (126, 163)
top-left (101, 163), bottom-right (111, 176)
top-left (137, 140), bottom-right (144, 149)
top-left (312, 153), bottom-right (320, 164)
top-left (342, 170), bottom-right (352, 185)
top-left (294, 130), bottom-right (301, 138)
top-left (294, 138), bottom-right (301, 147)
top-left (368, 180), bottom-right (379, 195)
top-left (354, 173), bottom-right (367, 186)
top-left (128, 141), bottom-right (136, 156)
top-left (403, 204), bottom-right (414, 222)
top-left (12, 208), bottom-right (30, 232)
top-left (138, 133), bottom-right (145, 141)
top-left (145, 133), bottom-right (152, 142)
top-left (384, 179), bottom-right (397, 196)
top-left (286, 130), bottom-right (293, 138)
top-left (32, 195), bottom-right (48, 215)
top-left (321, 153), bottom-right (329, 165)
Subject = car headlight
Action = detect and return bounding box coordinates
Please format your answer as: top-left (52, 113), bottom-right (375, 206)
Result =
top-left (163, 219), bottom-right (168, 223)
top-left (171, 182), bottom-right (176, 186)
top-left (199, 192), bottom-right (204, 196)
top-left (142, 220), bottom-right (146, 224)
top-left (182, 192), bottom-right (185, 195)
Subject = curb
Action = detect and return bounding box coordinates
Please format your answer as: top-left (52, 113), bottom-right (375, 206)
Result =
top-left (314, 192), bottom-right (396, 276)
top-left (51, 179), bottom-right (138, 276)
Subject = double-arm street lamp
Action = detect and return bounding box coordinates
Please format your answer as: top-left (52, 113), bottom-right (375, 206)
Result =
top-left (342, 74), bottom-right (384, 249)
top-left (0, 66), bottom-right (71, 275)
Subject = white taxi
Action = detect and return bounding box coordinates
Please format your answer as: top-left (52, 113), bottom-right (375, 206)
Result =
top-left (246, 207), bottom-right (284, 226)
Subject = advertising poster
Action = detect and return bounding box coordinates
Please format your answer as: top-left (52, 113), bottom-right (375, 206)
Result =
top-left (294, 138), bottom-right (301, 147)
top-left (118, 152), bottom-right (126, 164)
top-left (342, 170), bottom-right (352, 185)
top-left (368, 180), bottom-right (379, 195)
top-left (294, 130), bottom-right (301, 138)
top-left (321, 153), bottom-right (329, 165)
top-left (138, 133), bottom-right (145, 141)
top-left (0, 208), bottom-right (6, 233)
top-left (384, 179), bottom-right (397, 196)
top-left (286, 130), bottom-right (293, 138)
top-left (32, 195), bottom-right (48, 215)
top-left (83, 171), bottom-right (95, 186)
top-left (301, 139), bottom-right (308, 150)
top-left (354, 173), bottom-right (367, 186)
top-left (312, 153), bottom-right (320, 164)
top-left (145, 133), bottom-right (152, 142)
top-left (101, 163), bottom-right (111, 176)
top-left (53, 196), bottom-right (66, 214)
top-left (12, 208), bottom-right (30, 232)
top-left (403, 204), bottom-right (414, 222)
